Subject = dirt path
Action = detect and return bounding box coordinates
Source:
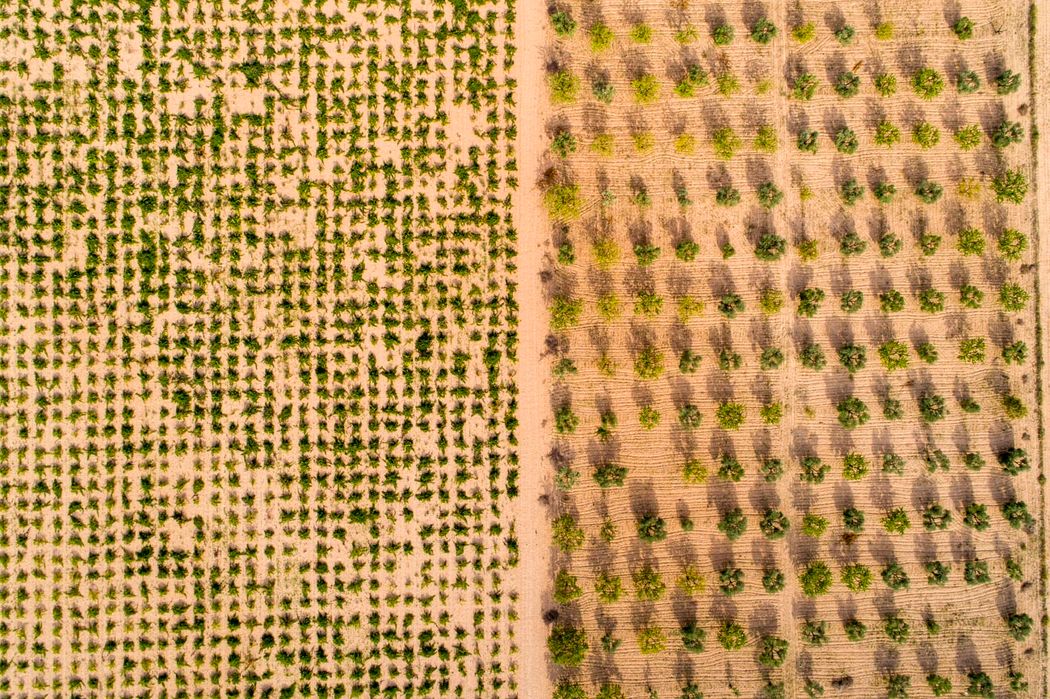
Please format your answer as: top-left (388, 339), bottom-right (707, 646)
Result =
top-left (513, 0), bottom-right (553, 695)
top-left (1031, 3), bottom-right (1050, 697)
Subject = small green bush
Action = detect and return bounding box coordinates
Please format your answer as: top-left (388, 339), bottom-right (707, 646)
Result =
top-left (912, 67), bottom-right (945, 99)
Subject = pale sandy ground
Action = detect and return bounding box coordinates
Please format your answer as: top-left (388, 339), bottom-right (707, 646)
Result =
top-left (515, 0), bottom-right (555, 693)
top-left (1034, 5), bottom-right (1050, 697)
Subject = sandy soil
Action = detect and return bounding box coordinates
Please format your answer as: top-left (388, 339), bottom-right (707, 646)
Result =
top-left (514, 0), bottom-right (556, 694)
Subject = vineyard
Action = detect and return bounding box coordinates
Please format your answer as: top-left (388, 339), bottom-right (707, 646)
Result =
top-left (0, 0), bottom-right (518, 697)
top-left (540, 1), bottom-right (1047, 698)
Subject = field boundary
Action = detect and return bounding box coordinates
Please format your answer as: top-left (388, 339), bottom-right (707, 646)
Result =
top-left (1030, 2), bottom-right (1050, 697)
top-left (513, 0), bottom-right (553, 694)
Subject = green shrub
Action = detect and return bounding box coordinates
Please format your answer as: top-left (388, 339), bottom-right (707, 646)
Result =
top-left (552, 514), bottom-right (585, 551)
top-left (966, 672), bottom-right (993, 698)
top-left (679, 349), bottom-right (701, 373)
top-left (636, 627), bottom-right (666, 654)
top-left (549, 296), bottom-right (583, 331)
top-left (1002, 501), bottom-right (1034, 529)
top-left (840, 290), bottom-right (863, 313)
top-left (883, 615), bottom-right (910, 644)
top-left (792, 73), bottom-right (819, 100)
top-left (874, 181), bottom-right (897, 203)
top-left (715, 184), bottom-right (741, 206)
top-left (592, 77), bottom-right (614, 103)
top-left (712, 126), bottom-right (741, 159)
top-left (998, 228), bottom-right (1028, 260)
top-left (589, 22), bottom-right (614, 51)
top-left (912, 67), bottom-right (945, 99)
top-left (760, 288), bottom-right (785, 314)
top-left (879, 289), bottom-right (905, 312)
top-left (957, 337), bottom-right (985, 363)
top-left (915, 180), bottom-right (943, 203)
top-left (637, 514), bottom-right (667, 542)
top-left (1002, 340), bottom-right (1028, 365)
top-left (874, 22), bottom-right (894, 39)
top-left (631, 74), bottom-right (660, 104)
top-left (874, 120), bottom-right (901, 146)
top-left (554, 405), bottom-right (579, 433)
top-left (553, 570), bottom-right (583, 603)
top-left (954, 124), bottom-right (982, 149)
top-left (992, 168), bottom-right (1028, 203)
top-left (715, 401), bottom-right (746, 429)
top-left (681, 623), bottom-right (706, 652)
top-left (799, 561), bottom-right (833, 596)
top-left (882, 563), bottom-right (910, 590)
top-left (755, 233), bottom-right (786, 260)
top-left (718, 566), bottom-right (745, 597)
top-left (548, 624), bottom-right (588, 666)
top-left (874, 72), bottom-right (897, 96)
top-left (758, 636), bottom-right (789, 668)
top-left (956, 69), bottom-right (980, 93)
top-left (718, 620), bottom-right (747, 650)
top-left (554, 681), bottom-right (587, 699)
top-left (837, 344), bottom-right (866, 373)
top-left (991, 120), bottom-right (1024, 148)
top-left (882, 453), bottom-right (905, 475)
top-left (757, 182), bottom-right (783, 208)
top-left (799, 344), bottom-right (826, 370)
top-left (916, 341), bottom-right (938, 363)
top-left (759, 348), bottom-right (784, 372)
top-left (801, 513), bottom-right (829, 537)
top-left (549, 70), bottom-right (580, 103)
top-left (750, 18), bottom-right (778, 44)
top-left (964, 559), bottom-right (990, 585)
top-left (678, 404), bottom-right (702, 429)
top-left (879, 231), bottom-right (903, 257)
top-left (919, 393), bottom-right (947, 422)
top-left (882, 507), bottom-right (910, 534)
top-left (834, 71), bottom-right (860, 97)
top-left (593, 461), bottom-right (627, 488)
top-left (762, 568), bottom-right (786, 593)
top-left (594, 571), bottom-right (623, 602)
top-left (713, 24), bottom-right (734, 45)
top-left (842, 563), bottom-right (873, 591)
top-left (839, 230), bottom-right (866, 255)
top-left (800, 620), bottom-right (828, 645)
top-left (717, 292), bottom-right (745, 317)
top-left (912, 121), bottom-right (940, 148)
top-left (833, 127), bottom-right (858, 154)
top-left (797, 287), bottom-right (825, 317)
top-left (844, 507), bottom-right (865, 531)
top-left (718, 507), bottom-right (747, 540)
top-left (759, 509), bottom-right (790, 539)
top-left (844, 619), bottom-right (867, 641)
top-left (878, 340), bottom-right (909, 370)
top-left (544, 182), bottom-right (581, 219)
top-left (797, 129), bottom-right (819, 153)
top-left (960, 284), bottom-right (983, 308)
top-left (842, 452), bottom-right (868, 480)
top-left (718, 454), bottom-right (744, 481)
top-left (999, 282), bottom-right (1029, 311)
top-left (629, 22), bottom-right (653, 44)
top-left (840, 179), bottom-right (864, 205)
top-left (754, 125), bottom-right (778, 153)
top-left (996, 69), bottom-right (1022, 95)
top-left (800, 456), bottom-right (828, 483)
top-left (953, 16), bottom-right (974, 39)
